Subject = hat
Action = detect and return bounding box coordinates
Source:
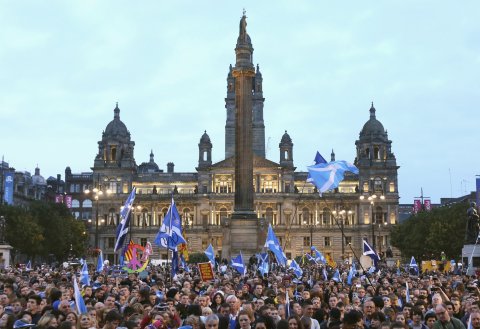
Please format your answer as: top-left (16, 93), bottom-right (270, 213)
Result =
top-left (13, 320), bottom-right (35, 329)
top-left (166, 288), bottom-right (179, 299)
top-left (52, 300), bottom-right (61, 311)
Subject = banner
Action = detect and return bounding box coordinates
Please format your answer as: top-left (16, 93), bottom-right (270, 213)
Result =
top-left (424, 199), bottom-right (431, 211)
top-left (198, 262), bottom-right (215, 281)
top-left (64, 195), bottom-right (72, 208)
top-left (3, 172), bottom-right (14, 205)
top-left (413, 199), bottom-right (421, 213)
top-left (55, 194), bottom-right (64, 204)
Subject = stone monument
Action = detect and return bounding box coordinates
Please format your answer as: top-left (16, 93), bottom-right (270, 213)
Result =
top-left (463, 202), bottom-right (480, 275)
top-left (0, 216), bottom-right (12, 269)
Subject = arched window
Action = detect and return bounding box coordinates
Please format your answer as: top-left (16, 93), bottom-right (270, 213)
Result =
top-left (71, 199), bottom-right (80, 208)
top-left (302, 207), bottom-right (311, 225)
top-left (142, 209), bottom-right (149, 226)
top-left (266, 207), bottom-right (273, 224)
top-left (375, 206), bottom-right (384, 224)
top-left (183, 208), bottom-right (192, 226)
top-left (365, 148), bottom-right (370, 159)
top-left (82, 199), bottom-right (92, 208)
top-left (322, 208), bottom-right (331, 225)
top-left (108, 208), bottom-right (116, 226)
top-left (374, 146), bottom-right (380, 159)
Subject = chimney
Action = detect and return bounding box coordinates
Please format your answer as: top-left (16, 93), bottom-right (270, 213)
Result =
top-left (167, 162), bottom-right (174, 173)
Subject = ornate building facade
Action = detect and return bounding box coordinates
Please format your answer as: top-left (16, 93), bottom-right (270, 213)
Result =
top-left (69, 15), bottom-right (400, 264)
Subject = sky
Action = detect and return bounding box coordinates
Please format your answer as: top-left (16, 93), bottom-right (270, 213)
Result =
top-left (1, 1), bottom-right (479, 204)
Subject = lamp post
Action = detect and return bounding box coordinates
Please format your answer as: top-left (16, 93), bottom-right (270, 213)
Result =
top-left (359, 193), bottom-right (385, 249)
top-left (85, 177), bottom-right (111, 249)
top-left (303, 219), bottom-right (318, 250)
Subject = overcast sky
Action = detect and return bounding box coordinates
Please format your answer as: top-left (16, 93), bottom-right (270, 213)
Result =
top-left (1, 1), bottom-right (479, 203)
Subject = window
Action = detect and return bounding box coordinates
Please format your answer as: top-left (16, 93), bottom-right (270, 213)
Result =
top-left (72, 199), bottom-right (80, 208)
top-left (142, 209), bottom-right (149, 226)
top-left (107, 237), bottom-right (115, 249)
top-left (374, 146), bottom-right (380, 159)
top-left (325, 237), bottom-right (331, 247)
top-left (108, 208), bottom-right (116, 226)
top-left (266, 207), bottom-right (274, 224)
top-left (110, 146), bottom-right (116, 161)
top-left (375, 206), bottom-right (384, 224)
top-left (363, 182), bottom-right (369, 192)
top-left (285, 183), bottom-right (290, 193)
top-left (390, 212), bottom-right (396, 224)
top-left (374, 177), bottom-right (383, 192)
top-left (302, 207), bottom-right (311, 225)
top-left (202, 185), bottom-right (208, 193)
top-left (389, 182), bottom-right (395, 192)
top-left (83, 199), bottom-right (92, 208)
top-left (322, 208), bottom-right (331, 225)
top-left (303, 236), bottom-right (311, 247)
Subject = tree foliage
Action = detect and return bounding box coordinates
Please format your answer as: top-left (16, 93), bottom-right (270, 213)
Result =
top-left (0, 202), bottom-right (88, 262)
top-left (188, 252), bottom-right (209, 264)
top-left (390, 201), bottom-right (468, 260)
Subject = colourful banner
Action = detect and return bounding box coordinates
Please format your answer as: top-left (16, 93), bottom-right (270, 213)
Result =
top-left (55, 194), bottom-right (64, 203)
top-left (198, 262), bottom-right (215, 281)
top-left (64, 195), bottom-right (72, 208)
top-left (424, 199), bottom-right (431, 211)
top-left (3, 172), bottom-right (14, 205)
top-left (413, 199), bottom-right (421, 213)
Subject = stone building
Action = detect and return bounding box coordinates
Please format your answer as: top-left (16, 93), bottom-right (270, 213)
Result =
top-left (68, 15), bottom-right (400, 264)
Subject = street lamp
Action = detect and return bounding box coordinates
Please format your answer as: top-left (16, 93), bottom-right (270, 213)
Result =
top-left (85, 179), bottom-right (112, 249)
top-left (332, 209), bottom-right (347, 257)
top-left (303, 219), bottom-right (318, 250)
top-left (359, 193), bottom-right (385, 249)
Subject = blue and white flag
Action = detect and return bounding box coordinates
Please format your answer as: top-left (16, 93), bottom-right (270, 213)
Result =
top-left (363, 239), bottom-right (380, 267)
top-left (289, 259), bottom-right (303, 278)
top-left (307, 151), bottom-right (328, 183)
top-left (323, 267), bottom-right (328, 281)
top-left (265, 224), bottom-right (287, 266)
top-left (154, 196), bottom-right (187, 249)
top-left (405, 281), bottom-right (411, 303)
top-left (171, 249), bottom-right (179, 277)
top-left (312, 246), bottom-right (327, 264)
top-left (347, 262), bottom-right (357, 285)
top-left (332, 269), bottom-right (341, 282)
top-left (409, 256), bottom-right (419, 275)
top-left (285, 289), bottom-right (290, 318)
top-left (305, 253), bottom-right (315, 263)
top-left (180, 254), bottom-right (190, 273)
top-left (114, 187), bottom-right (136, 252)
top-left (307, 160), bottom-right (359, 194)
top-left (25, 260), bottom-right (32, 271)
top-left (204, 244), bottom-right (216, 264)
top-left (80, 262), bottom-right (90, 286)
top-left (73, 276), bottom-right (87, 314)
top-left (257, 253), bottom-right (269, 277)
top-left (231, 252), bottom-right (246, 275)
top-left (96, 250), bottom-right (104, 273)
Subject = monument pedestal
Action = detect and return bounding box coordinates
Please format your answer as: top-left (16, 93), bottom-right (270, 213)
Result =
top-left (462, 244), bottom-right (480, 275)
top-left (0, 244), bottom-right (13, 269)
top-left (223, 214), bottom-right (260, 261)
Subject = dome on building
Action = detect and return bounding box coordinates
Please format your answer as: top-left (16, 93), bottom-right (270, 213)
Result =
top-left (280, 130), bottom-right (292, 144)
top-left (104, 103), bottom-right (130, 138)
top-left (138, 150), bottom-right (161, 173)
top-left (360, 103), bottom-right (385, 136)
top-left (200, 130), bottom-right (211, 144)
top-left (32, 166), bottom-right (46, 186)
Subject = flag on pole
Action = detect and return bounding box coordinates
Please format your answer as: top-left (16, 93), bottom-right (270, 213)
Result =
top-left (114, 187), bottom-right (136, 252)
top-left (171, 249), bottom-right (180, 277)
top-left (311, 246), bottom-right (326, 264)
top-left (180, 254), bottom-right (190, 273)
top-left (204, 244), bottom-right (216, 265)
top-left (347, 262), bottom-right (356, 285)
top-left (80, 262), bottom-right (90, 286)
top-left (305, 253), bottom-right (315, 263)
top-left (25, 260), bottom-right (32, 271)
top-left (231, 252), bottom-right (246, 275)
top-left (257, 253), bottom-right (269, 277)
top-left (409, 256), bottom-right (419, 275)
top-left (307, 160), bottom-right (359, 194)
top-left (363, 239), bottom-right (380, 267)
top-left (307, 151), bottom-right (328, 183)
top-left (405, 282), bottom-right (411, 303)
top-left (96, 250), bottom-right (104, 272)
top-left (73, 276), bottom-right (87, 314)
top-left (332, 269), bottom-right (341, 282)
top-left (289, 259), bottom-right (303, 278)
top-left (154, 196), bottom-right (187, 249)
top-left (264, 225), bottom-right (287, 266)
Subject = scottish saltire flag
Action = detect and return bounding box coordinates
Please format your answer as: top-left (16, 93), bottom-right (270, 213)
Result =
top-left (154, 196), bottom-right (187, 249)
top-left (285, 289), bottom-right (290, 318)
top-left (80, 262), bottom-right (90, 286)
top-left (289, 259), bottom-right (303, 278)
top-left (311, 246), bottom-right (326, 264)
top-left (332, 269), bottom-right (341, 282)
top-left (79, 258), bottom-right (85, 266)
top-left (204, 244), bottom-right (216, 264)
top-left (73, 276), bottom-right (87, 314)
top-left (307, 151), bottom-right (328, 183)
top-left (305, 253), bottom-right (315, 263)
top-left (257, 253), bottom-right (269, 277)
top-left (347, 262), bottom-right (356, 285)
top-left (368, 266), bottom-right (376, 274)
top-left (409, 256), bottom-right (419, 275)
top-left (180, 254), bottom-right (190, 273)
top-left (363, 239), bottom-right (380, 267)
top-left (25, 260), bottom-right (32, 271)
top-left (323, 267), bottom-right (328, 281)
top-left (114, 187), bottom-right (136, 252)
top-left (96, 250), bottom-right (104, 272)
top-left (307, 160), bottom-right (359, 194)
top-left (468, 315), bottom-right (473, 329)
top-left (405, 282), bottom-right (411, 303)
top-left (264, 224), bottom-right (287, 266)
top-left (231, 252), bottom-right (246, 275)
top-left (171, 249), bottom-right (179, 277)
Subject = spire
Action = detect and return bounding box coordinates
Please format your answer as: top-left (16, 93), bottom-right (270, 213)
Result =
top-left (150, 150), bottom-right (154, 162)
top-left (370, 101), bottom-right (376, 119)
top-left (114, 102), bottom-right (120, 119)
top-left (331, 149), bottom-right (336, 162)
top-left (256, 63), bottom-right (261, 75)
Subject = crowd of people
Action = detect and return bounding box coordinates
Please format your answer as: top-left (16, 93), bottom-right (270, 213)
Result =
top-left (0, 261), bottom-right (479, 329)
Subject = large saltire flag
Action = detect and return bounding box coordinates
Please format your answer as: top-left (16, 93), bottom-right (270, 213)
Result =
top-left (114, 187), bottom-right (136, 252)
top-left (307, 160), bottom-right (359, 194)
top-left (306, 151), bottom-right (327, 183)
top-left (363, 239), bottom-right (380, 267)
top-left (80, 262), bottom-right (90, 286)
top-left (264, 224), bottom-right (287, 266)
top-left (231, 252), bottom-right (246, 275)
top-left (96, 250), bottom-right (104, 273)
top-left (409, 256), bottom-right (419, 275)
top-left (154, 196), bottom-right (186, 249)
top-left (289, 259), bottom-right (303, 278)
top-left (347, 262), bottom-right (357, 285)
top-left (257, 253), bottom-right (269, 277)
top-left (204, 244), bottom-right (216, 265)
top-left (73, 276), bottom-right (87, 314)
top-left (332, 269), bottom-right (341, 282)
top-left (311, 246), bottom-right (326, 264)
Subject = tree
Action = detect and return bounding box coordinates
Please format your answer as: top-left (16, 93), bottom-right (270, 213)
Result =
top-left (391, 201), bottom-right (468, 260)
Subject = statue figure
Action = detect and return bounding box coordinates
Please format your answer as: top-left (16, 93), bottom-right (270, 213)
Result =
top-left (152, 185), bottom-right (157, 195)
top-left (465, 202), bottom-right (480, 244)
top-left (239, 12), bottom-right (247, 42)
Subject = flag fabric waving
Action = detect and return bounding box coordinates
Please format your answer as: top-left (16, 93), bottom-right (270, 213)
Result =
top-left (171, 249), bottom-right (180, 277)
top-left (25, 260), bottom-right (32, 271)
top-left (73, 276), bottom-right (87, 314)
top-left (114, 187), bottom-right (136, 252)
top-left (231, 252), bottom-right (246, 275)
top-left (96, 250), bottom-right (104, 272)
top-left (409, 256), bottom-right (419, 275)
top-left (307, 160), bottom-right (359, 194)
top-left (307, 151), bottom-right (328, 183)
top-left (204, 244), bottom-right (216, 265)
top-left (264, 224), bottom-right (287, 266)
top-left (80, 262), bottom-right (90, 286)
top-left (405, 282), bottom-right (411, 303)
top-left (257, 253), bottom-right (269, 277)
top-left (347, 262), bottom-right (357, 285)
top-left (154, 196), bottom-right (187, 249)
top-left (332, 269), bottom-right (341, 282)
top-left (363, 239), bottom-right (380, 267)
top-left (289, 259), bottom-right (303, 278)
top-left (311, 246), bottom-right (326, 264)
